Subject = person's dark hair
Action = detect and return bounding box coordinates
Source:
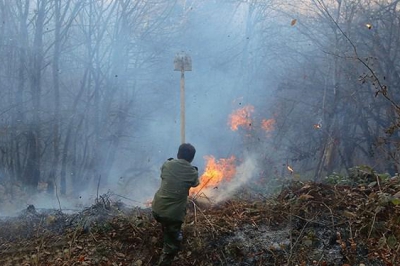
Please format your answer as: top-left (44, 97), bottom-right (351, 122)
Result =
top-left (177, 143), bottom-right (196, 163)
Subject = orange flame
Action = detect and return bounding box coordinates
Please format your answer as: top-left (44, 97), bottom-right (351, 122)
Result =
top-left (144, 199), bottom-right (152, 208)
top-left (190, 155), bottom-right (236, 196)
top-left (228, 105), bottom-right (254, 131)
top-left (287, 165), bottom-right (294, 173)
top-left (261, 118), bottom-right (275, 132)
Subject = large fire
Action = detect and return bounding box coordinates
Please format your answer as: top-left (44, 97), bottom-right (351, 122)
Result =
top-left (190, 155), bottom-right (236, 197)
top-left (228, 105), bottom-right (254, 131)
top-left (189, 105), bottom-right (275, 199)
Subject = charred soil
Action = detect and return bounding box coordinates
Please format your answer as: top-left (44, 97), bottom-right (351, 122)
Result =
top-left (0, 178), bottom-right (399, 266)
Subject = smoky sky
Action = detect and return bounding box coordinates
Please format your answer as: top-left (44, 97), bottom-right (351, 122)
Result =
top-left (102, 0), bottom-right (301, 204)
top-left (134, 1), bottom-right (281, 168)
top-left (0, 0), bottom-right (328, 212)
top-left (99, 1), bottom-right (280, 206)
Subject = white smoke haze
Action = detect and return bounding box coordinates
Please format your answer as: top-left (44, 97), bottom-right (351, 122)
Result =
top-left (0, 166), bottom-right (161, 217)
top-left (3, 0), bottom-right (388, 217)
top-left (198, 154), bottom-right (259, 203)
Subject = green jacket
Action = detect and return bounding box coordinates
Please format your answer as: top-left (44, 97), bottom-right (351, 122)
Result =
top-left (152, 158), bottom-right (199, 222)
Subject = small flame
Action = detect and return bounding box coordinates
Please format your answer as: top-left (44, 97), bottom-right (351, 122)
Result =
top-left (261, 118), bottom-right (275, 132)
top-left (228, 105), bottom-right (254, 131)
top-left (287, 165), bottom-right (294, 173)
top-left (144, 199), bottom-right (152, 208)
top-left (190, 155), bottom-right (236, 196)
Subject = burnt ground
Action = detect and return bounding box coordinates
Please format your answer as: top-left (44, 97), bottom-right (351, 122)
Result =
top-left (0, 177), bottom-right (399, 266)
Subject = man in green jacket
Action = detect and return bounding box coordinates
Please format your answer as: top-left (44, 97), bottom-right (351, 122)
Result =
top-left (152, 143), bottom-right (199, 266)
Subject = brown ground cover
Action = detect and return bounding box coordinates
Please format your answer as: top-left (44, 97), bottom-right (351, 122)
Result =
top-left (0, 177), bottom-right (399, 266)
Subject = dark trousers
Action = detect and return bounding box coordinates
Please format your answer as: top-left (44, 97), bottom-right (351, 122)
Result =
top-left (153, 212), bottom-right (183, 266)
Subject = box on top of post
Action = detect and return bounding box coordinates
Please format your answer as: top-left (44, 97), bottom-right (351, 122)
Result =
top-left (174, 52), bottom-right (192, 71)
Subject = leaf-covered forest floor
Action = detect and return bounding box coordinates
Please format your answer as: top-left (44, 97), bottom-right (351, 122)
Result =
top-left (0, 175), bottom-right (399, 266)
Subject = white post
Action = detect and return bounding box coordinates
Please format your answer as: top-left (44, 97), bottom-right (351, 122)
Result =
top-left (174, 52), bottom-right (191, 144)
top-left (180, 70), bottom-right (185, 144)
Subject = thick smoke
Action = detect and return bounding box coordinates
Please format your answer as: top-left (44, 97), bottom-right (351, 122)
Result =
top-left (0, 1), bottom-right (287, 217)
top-left (199, 154), bottom-right (258, 203)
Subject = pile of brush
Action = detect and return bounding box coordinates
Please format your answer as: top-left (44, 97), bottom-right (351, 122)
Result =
top-left (0, 175), bottom-right (398, 265)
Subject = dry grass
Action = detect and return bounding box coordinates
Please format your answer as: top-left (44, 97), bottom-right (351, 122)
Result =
top-left (0, 177), bottom-right (399, 266)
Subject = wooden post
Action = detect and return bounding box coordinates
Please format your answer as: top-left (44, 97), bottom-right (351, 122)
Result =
top-left (174, 52), bottom-right (192, 144)
top-left (180, 70), bottom-right (185, 144)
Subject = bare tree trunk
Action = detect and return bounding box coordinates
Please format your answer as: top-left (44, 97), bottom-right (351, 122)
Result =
top-left (49, 0), bottom-right (62, 195)
top-left (21, 0), bottom-right (47, 190)
top-left (49, 0), bottom-right (82, 195)
top-left (15, 0), bottom-right (30, 182)
top-left (313, 0), bottom-right (344, 179)
top-left (60, 67), bottom-right (88, 195)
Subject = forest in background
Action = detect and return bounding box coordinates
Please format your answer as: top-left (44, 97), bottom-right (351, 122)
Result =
top-left (0, 0), bottom-right (399, 211)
